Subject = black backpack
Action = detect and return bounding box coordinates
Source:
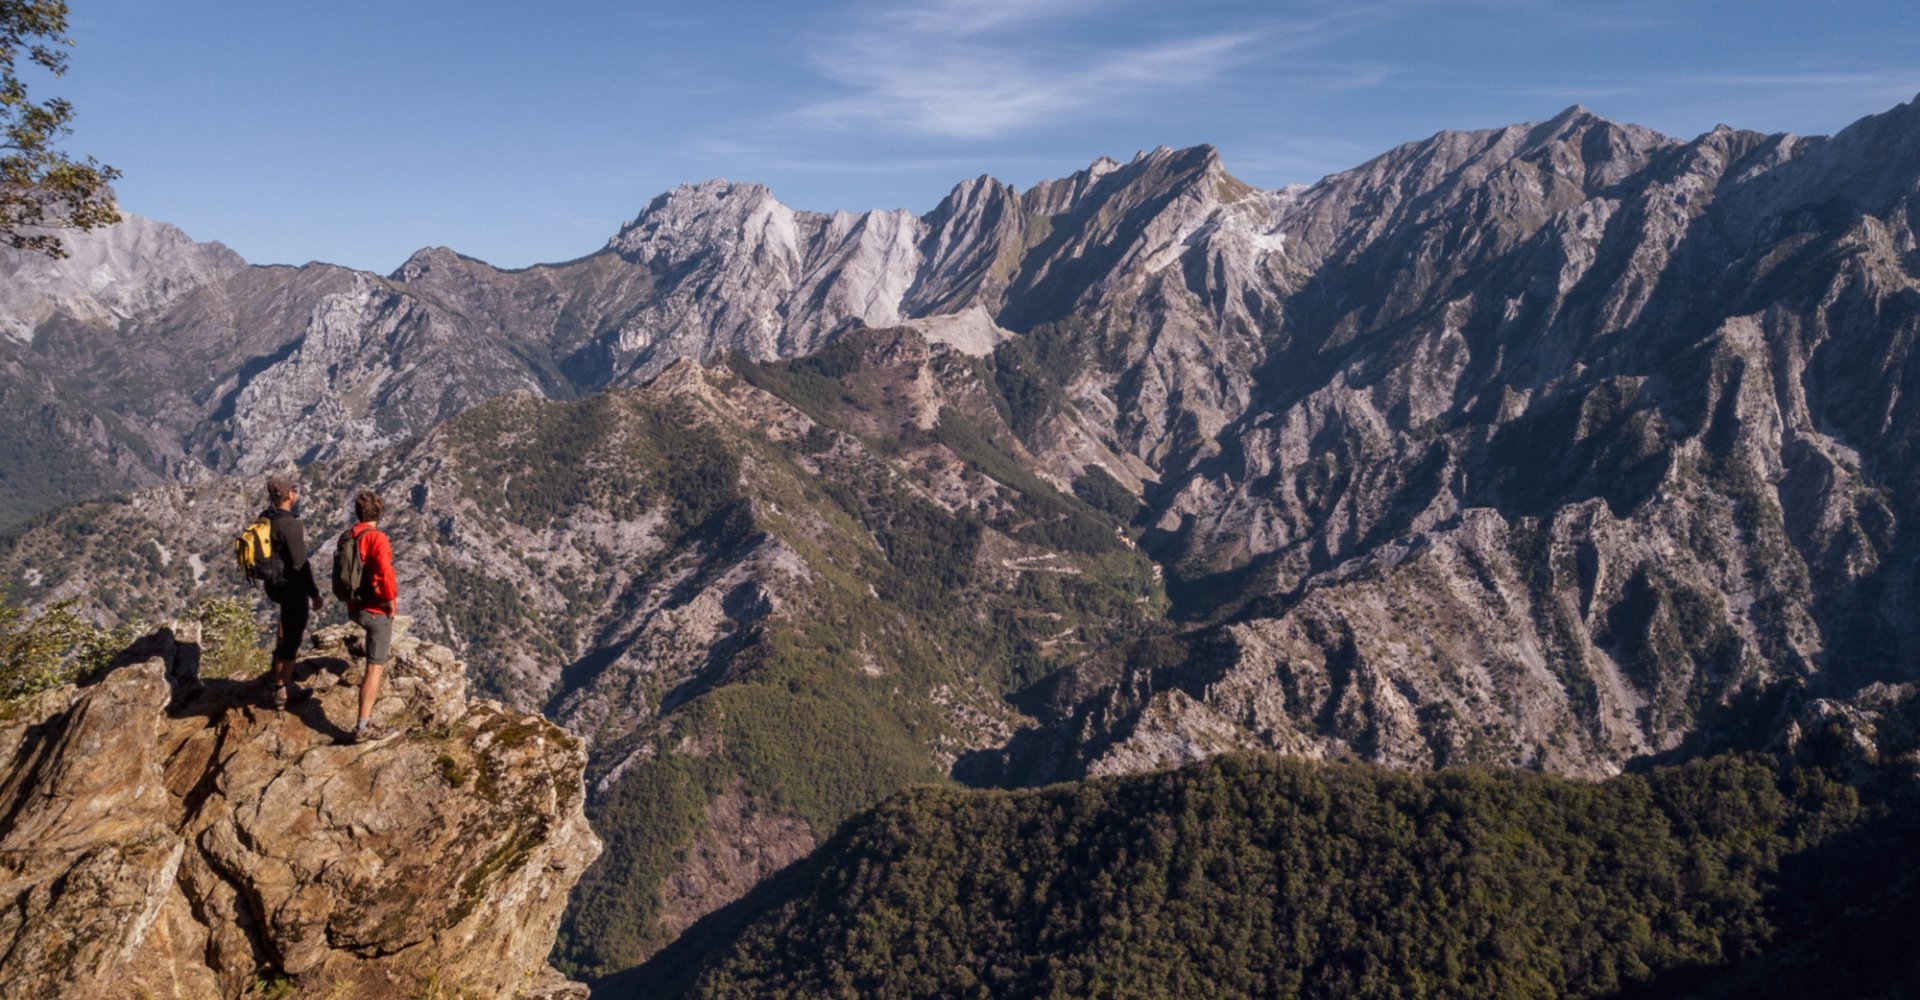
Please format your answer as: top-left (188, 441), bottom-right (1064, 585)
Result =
top-left (332, 525), bottom-right (376, 604)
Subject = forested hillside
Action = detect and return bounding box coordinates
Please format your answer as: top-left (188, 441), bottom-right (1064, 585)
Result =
top-left (634, 753), bottom-right (1917, 999)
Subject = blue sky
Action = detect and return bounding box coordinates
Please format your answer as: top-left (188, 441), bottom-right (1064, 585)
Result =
top-left (45, 0), bottom-right (1920, 273)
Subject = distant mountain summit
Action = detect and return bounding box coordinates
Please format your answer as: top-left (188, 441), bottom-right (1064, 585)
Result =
top-left (0, 139), bottom-right (1295, 524)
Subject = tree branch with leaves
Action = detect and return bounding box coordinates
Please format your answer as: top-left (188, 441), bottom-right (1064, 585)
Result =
top-left (2, 0), bottom-right (118, 258)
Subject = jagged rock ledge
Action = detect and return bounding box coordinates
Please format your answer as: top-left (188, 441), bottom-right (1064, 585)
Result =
top-left (0, 619), bottom-right (601, 999)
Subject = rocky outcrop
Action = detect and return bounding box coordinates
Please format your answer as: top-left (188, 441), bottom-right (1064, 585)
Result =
top-left (0, 621), bottom-right (599, 999)
top-left (1780, 681), bottom-right (1920, 782)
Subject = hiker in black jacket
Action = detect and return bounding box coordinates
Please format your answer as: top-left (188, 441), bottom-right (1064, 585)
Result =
top-left (262, 474), bottom-right (324, 709)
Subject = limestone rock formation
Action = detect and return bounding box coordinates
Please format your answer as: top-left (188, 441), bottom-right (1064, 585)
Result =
top-left (0, 621), bottom-right (599, 999)
top-left (0, 214), bottom-right (246, 344)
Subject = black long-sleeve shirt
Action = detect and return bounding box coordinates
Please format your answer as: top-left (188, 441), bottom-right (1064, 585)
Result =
top-left (263, 507), bottom-right (321, 602)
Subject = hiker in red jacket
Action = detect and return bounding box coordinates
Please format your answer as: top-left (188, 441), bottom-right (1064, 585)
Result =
top-left (341, 489), bottom-right (398, 744)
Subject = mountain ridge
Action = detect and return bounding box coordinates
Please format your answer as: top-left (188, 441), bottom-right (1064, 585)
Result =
top-left (0, 103), bottom-right (1712, 529)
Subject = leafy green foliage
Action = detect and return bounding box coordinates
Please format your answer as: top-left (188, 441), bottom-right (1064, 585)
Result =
top-left (561, 740), bottom-right (729, 975)
top-left (242, 972), bottom-right (296, 1000)
top-left (1073, 463), bottom-right (1139, 521)
top-left (727, 342), bottom-right (868, 427)
top-left (190, 595), bottom-right (269, 679)
top-left (0, 586), bottom-right (133, 704)
top-left (0, 588), bottom-right (264, 709)
top-left (0, 398), bottom-right (130, 529)
top-left (988, 319), bottom-right (1091, 439)
top-left (683, 754), bottom-right (1860, 999)
top-left (1660, 789), bottom-right (1920, 999)
top-left (558, 619), bottom-right (946, 977)
top-left (931, 407), bottom-right (1122, 555)
top-left (713, 629), bottom-right (944, 831)
top-left (1, 0), bottom-right (120, 257)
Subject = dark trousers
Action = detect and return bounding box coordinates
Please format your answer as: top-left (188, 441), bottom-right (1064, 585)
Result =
top-left (272, 593), bottom-right (309, 662)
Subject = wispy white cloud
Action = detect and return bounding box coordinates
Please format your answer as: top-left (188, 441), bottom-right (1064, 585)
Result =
top-left (793, 0), bottom-right (1263, 139)
top-left (738, 153), bottom-right (1074, 176)
top-left (880, 0), bottom-right (1112, 38)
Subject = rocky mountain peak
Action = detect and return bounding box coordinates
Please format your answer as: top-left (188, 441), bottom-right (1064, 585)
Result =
top-left (927, 173), bottom-right (1018, 220)
top-left (0, 621), bottom-right (600, 999)
top-left (1020, 152), bottom-right (1128, 216)
top-left (1789, 90), bottom-right (1920, 211)
top-left (909, 174), bottom-right (1025, 316)
top-left (389, 244), bottom-right (473, 282)
top-left (607, 178), bottom-right (794, 264)
top-left (0, 214), bottom-right (247, 342)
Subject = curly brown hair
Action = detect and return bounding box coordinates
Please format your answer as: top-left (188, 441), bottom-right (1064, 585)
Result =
top-left (353, 489), bottom-right (384, 523)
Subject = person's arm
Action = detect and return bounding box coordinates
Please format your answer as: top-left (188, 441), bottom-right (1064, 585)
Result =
top-left (282, 517), bottom-right (324, 603)
top-left (370, 529), bottom-right (398, 611)
top-left (281, 515), bottom-right (308, 570)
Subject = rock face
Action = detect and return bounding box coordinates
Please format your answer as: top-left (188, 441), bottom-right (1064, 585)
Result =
top-left (0, 621), bottom-right (599, 999)
top-left (0, 214), bottom-right (247, 343)
top-left (1085, 100), bottom-right (1920, 779)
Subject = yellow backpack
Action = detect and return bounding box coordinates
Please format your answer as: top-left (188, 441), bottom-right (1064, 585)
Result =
top-left (233, 515), bottom-right (284, 588)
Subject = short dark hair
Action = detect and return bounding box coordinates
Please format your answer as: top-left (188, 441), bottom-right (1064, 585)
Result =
top-left (353, 489), bottom-right (384, 523)
top-left (266, 474), bottom-right (295, 504)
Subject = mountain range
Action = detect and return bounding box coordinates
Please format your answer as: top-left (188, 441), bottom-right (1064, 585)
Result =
top-left (4, 95), bottom-right (1920, 986)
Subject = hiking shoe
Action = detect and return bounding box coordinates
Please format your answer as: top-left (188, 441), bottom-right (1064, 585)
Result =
top-left (270, 683), bottom-right (311, 711)
top-left (348, 719), bottom-right (394, 745)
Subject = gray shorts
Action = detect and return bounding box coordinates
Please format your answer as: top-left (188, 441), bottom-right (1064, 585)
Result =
top-left (351, 608), bottom-right (393, 664)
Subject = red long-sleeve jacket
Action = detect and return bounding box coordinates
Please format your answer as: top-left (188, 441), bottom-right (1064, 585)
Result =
top-left (346, 522), bottom-right (398, 616)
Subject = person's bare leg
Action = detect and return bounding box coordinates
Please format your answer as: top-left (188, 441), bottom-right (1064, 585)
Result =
top-left (358, 662), bottom-right (386, 725)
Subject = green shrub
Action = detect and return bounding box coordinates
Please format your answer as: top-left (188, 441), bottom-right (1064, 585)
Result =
top-left (193, 597), bottom-right (270, 680)
top-left (0, 592), bottom-right (130, 705)
top-left (1, 588), bottom-right (270, 709)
